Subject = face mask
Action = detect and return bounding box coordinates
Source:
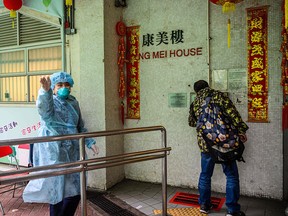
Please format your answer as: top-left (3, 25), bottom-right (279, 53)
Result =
top-left (57, 87), bottom-right (70, 99)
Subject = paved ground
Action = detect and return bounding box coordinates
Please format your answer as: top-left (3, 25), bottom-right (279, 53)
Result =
top-left (0, 185), bottom-right (99, 216)
top-left (0, 179), bottom-right (287, 216)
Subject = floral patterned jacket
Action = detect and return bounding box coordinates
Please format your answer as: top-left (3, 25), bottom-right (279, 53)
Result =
top-left (188, 87), bottom-right (249, 152)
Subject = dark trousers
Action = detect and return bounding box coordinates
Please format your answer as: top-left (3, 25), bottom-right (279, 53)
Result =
top-left (28, 144), bottom-right (34, 167)
top-left (50, 195), bottom-right (80, 216)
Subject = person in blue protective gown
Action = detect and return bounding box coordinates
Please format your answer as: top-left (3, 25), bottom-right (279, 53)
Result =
top-left (23, 72), bottom-right (99, 216)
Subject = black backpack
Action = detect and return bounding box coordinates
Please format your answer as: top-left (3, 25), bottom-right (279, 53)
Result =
top-left (196, 95), bottom-right (245, 163)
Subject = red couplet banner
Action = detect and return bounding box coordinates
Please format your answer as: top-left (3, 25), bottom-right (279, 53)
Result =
top-left (247, 6), bottom-right (269, 122)
top-left (126, 26), bottom-right (140, 119)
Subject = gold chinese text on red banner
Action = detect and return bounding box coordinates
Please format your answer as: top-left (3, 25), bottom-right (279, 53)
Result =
top-left (247, 6), bottom-right (269, 122)
top-left (126, 26), bottom-right (140, 119)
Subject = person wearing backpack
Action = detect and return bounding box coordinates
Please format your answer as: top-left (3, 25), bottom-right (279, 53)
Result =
top-left (188, 80), bottom-right (249, 216)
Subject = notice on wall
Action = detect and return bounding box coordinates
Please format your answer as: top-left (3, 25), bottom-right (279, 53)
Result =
top-left (227, 68), bottom-right (248, 106)
top-left (228, 68), bottom-right (247, 92)
top-left (168, 93), bottom-right (187, 108)
top-left (211, 68), bottom-right (247, 106)
top-left (212, 69), bottom-right (228, 91)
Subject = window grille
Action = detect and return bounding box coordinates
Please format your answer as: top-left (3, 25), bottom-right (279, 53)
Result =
top-left (0, 11), bottom-right (63, 103)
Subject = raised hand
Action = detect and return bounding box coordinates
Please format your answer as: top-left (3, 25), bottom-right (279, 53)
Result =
top-left (40, 76), bottom-right (51, 92)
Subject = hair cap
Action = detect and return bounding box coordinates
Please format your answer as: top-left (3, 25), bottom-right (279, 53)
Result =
top-left (50, 72), bottom-right (74, 89)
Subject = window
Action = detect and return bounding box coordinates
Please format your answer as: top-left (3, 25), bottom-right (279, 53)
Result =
top-left (0, 46), bottom-right (62, 102)
top-left (0, 11), bottom-right (62, 103)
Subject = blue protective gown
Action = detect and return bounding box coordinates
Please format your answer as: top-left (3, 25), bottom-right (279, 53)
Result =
top-left (23, 88), bottom-right (95, 205)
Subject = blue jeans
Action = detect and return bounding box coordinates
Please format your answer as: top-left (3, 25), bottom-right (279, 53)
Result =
top-left (198, 152), bottom-right (240, 213)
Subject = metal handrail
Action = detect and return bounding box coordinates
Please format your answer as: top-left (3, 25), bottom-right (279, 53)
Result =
top-left (0, 125), bottom-right (171, 216)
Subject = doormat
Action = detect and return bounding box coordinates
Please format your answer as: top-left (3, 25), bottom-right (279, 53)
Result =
top-left (169, 192), bottom-right (225, 211)
top-left (154, 207), bottom-right (203, 216)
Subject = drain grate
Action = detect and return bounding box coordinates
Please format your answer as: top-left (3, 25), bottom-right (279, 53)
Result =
top-left (87, 192), bottom-right (141, 216)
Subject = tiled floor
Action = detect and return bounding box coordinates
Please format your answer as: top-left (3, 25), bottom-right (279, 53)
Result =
top-left (0, 161), bottom-right (287, 216)
top-left (107, 179), bottom-right (287, 216)
top-left (0, 179), bottom-right (287, 216)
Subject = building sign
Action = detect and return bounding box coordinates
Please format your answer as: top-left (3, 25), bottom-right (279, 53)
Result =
top-left (142, 29), bottom-right (184, 46)
top-left (140, 48), bottom-right (203, 60)
top-left (140, 29), bottom-right (203, 60)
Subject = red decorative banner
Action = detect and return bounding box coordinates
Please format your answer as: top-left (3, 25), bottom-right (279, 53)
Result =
top-left (281, 0), bottom-right (288, 129)
top-left (126, 26), bottom-right (140, 119)
top-left (247, 6), bottom-right (269, 122)
top-left (281, 0), bottom-right (288, 100)
top-left (116, 21), bottom-right (127, 125)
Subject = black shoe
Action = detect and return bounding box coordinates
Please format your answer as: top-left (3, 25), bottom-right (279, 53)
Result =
top-left (200, 204), bottom-right (212, 214)
top-left (226, 211), bottom-right (246, 216)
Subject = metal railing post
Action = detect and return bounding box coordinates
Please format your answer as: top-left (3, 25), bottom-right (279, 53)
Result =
top-left (161, 127), bottom-right (168, 216)
top-left (79, 137), bottom-right (87, 216)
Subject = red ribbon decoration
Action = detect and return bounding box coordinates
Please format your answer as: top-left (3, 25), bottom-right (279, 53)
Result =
top-left (116, 21), bottom-right (127, 124)
top-left (283, 105), bottom-right (288, 130)
top-left (120, 101), bottom-right (125, 125)
top-left (118, 37), bottom-right (126, 99)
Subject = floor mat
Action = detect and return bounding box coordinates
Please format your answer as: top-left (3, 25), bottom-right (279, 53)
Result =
top-left (169, 192), bottom-right (225, 211)
top-left (154, 207), bottom-right (204, 216)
